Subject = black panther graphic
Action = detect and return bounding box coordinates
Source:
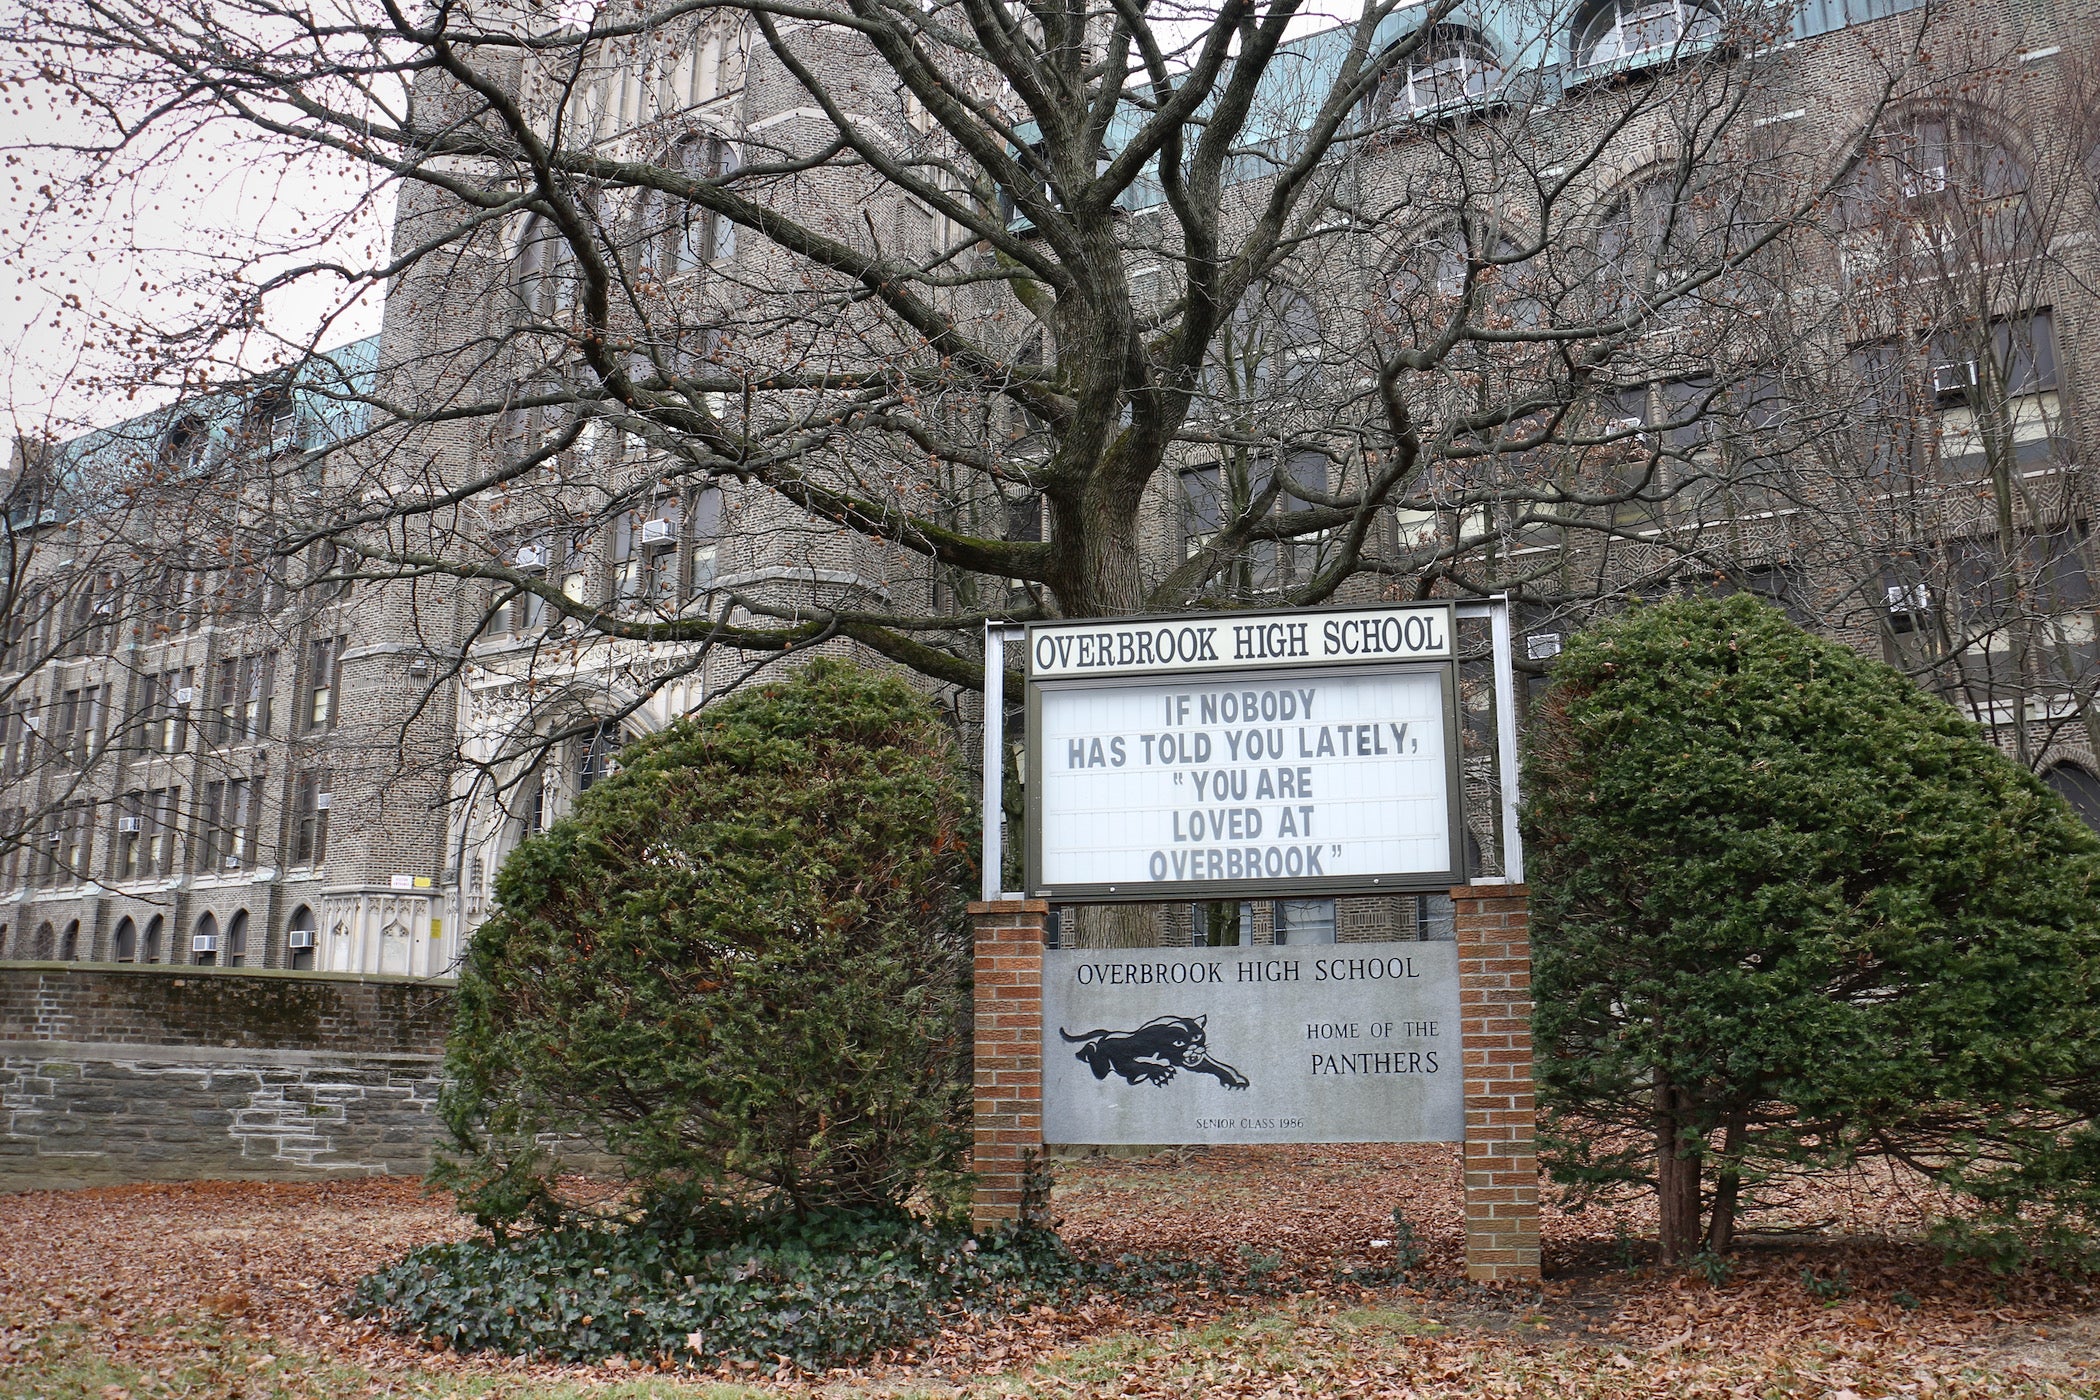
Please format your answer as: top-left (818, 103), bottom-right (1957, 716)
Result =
top-left (1059, 1015), bottom-right (1251, 1090)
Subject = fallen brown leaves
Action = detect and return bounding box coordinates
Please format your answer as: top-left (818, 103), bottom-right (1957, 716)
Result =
top-left (0, 1147), bottom-right (2095, 1398)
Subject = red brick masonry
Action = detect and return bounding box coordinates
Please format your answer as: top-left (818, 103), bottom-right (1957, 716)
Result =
top-left (969, 891), bottom-right (1542, 1281)
top-left (1453, 883), bottom-right (1542, 1281)
top-left (969, 899), bottom-right (1048, 1232)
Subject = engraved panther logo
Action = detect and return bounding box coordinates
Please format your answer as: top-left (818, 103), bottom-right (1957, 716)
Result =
top-left (1059, 1015), bottom-right (1251, 1090)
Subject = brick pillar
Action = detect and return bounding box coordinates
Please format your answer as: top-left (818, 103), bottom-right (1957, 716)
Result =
top-left (970, 898), bottom-right (1048, 1232)
top-left (1453, 883), bottom-right (1541, 1282)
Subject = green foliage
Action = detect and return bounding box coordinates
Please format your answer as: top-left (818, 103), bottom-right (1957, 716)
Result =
top-left (1524, 595), bottom-right (2100, 1255)
top-left (1800, 1265), bottom-right (1850, 1302)
top-left (352, 1209), bottom-right (1082, 1370)
top-left (1683, 1248), bottom-right (1735, 1288)
top-left (1332, 1206), bottom-right (1425, 1287)
top-left (438, 660), bottom-right (978, 1225)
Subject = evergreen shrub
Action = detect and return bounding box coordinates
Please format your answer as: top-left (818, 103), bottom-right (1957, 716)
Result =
top-left (1524, 594), bottom-right (2100, 1260)
top-left (436, 658), bottom-right (978, 1226)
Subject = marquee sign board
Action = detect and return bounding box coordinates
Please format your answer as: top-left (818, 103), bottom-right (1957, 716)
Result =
top-left (1024, 604), bottom-right (1462, 902)
top-left (1041, 941), bottom-right (1464, 1145)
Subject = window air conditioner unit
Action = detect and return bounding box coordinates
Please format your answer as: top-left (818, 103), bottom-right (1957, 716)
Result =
top-left (315, 792), bottom-right (332, 810)
top-left (1931, 358), bottom-right (1977, 397)
top-left (117, 816), bottom-right (142, 834)
top-left (192, 933), bottom-right (219, 953)
top-left (514, 543), bottom-right (548, 569)
top-left (639, 518), bottom-right (677, 545)
top-left (224, 855), bottom-right (243, 868)
top-left (1526, 632), bottom-right (1564, 661)
top-left (173, 687), bottom-right (195, 704)
top-left (286, 929), bottom-right (316, 950)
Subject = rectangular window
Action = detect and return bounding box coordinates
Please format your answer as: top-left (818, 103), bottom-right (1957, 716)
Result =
top-left (615, 497), bottom-right (680, 605)
top-left (57, 685), bottom-right (102, 765)
top-left (42, 803), bottom-right (92, 886)
top-left (244, 652), bottom-right (275, 739)
top-left (1004, 491), bottom-right (1044, 544)
top-left (200, 777), bottom-right (259, 871)
top-left (213, 654), bottom-right (274, 742)
top-left (290, 769), bottom-right (330, 867)
top-left (1848, 342), bottom-right (1924, 487)
top-left (198, 781), bottom-right (223, 869)
top-left (1194, 900), bottom-right (1253, 947)
top-left (3, 698), bottom-right (34, 778)
top-left (1273, 898), bottom-right (1337, 946)
top-left (147, 786), bottom-right (179, 876)
top-left (304, 637), bottom-right (343, 731)
top-left (159, 667), bottom-right (193, 753)
top-left (84, 574), bottom-right (119, 654)
top-left (1181, 464), bottom-right (1225, 559)
top-left (115, 790), bottom-right (144, 880)
top-left (214, 658), bottom-right (238, 742)
top-left (227, 777), bottom-right (255, 868)
top-left (508, 532), bottom-right (587, 628)
top-left (687, 486), bottom-right (722, 595)
top-left (0, 806), bottom-right (22, 888)
top-left (34, 808), bottom-right (62, 885)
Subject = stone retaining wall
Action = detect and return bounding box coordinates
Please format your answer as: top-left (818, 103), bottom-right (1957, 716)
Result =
top-left (0, 962), bottom-right (455, 1192)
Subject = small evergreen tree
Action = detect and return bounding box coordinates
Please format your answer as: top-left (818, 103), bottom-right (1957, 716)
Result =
top-left (439, 660), bottom-right (977, 1226)
top-left (1525, 595), bottom-right (2100, 1261)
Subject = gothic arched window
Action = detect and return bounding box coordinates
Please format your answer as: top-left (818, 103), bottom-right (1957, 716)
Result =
top-left (1838, 114), bottom-right (2038, 272)
top-left (288, 905), bottom-right (316, 971)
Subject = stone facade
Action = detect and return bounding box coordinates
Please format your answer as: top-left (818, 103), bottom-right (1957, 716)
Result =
top-left (0, 964), bottom-right (452, 1191)
top-left (2, 0), bottom-right (2096, 987)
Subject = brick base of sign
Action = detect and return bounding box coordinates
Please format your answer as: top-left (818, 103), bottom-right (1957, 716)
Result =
top-left (1453, 884), bottom-right (1542, 1282)
top-left (968, 891), bottom-right (1541, 1279)
top-left (969, 899), bottom-right (1048, 1232)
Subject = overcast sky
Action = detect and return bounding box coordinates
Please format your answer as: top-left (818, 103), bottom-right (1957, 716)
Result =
top-left (1, 0), bottom-right (1381, 448)
top-left (3, 53), bottom-right (392, 446)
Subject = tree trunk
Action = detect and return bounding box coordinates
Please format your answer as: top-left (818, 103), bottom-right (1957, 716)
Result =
top-left (1655, 1082), bottom-right (1703, 1264)
top-left (1703, 1111), bottom-right (1746, 1256)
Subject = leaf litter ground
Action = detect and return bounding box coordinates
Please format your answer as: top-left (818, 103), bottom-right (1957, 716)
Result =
top-left (3, 1144), bottom-right (2097, 1397)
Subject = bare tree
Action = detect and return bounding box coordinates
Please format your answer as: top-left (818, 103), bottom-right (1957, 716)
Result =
top-left (5, 0), bottom-right (1906, 711)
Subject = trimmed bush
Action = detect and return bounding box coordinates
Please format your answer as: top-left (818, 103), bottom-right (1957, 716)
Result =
top-left (438, 659), bottom-right (978, 1226)
top-left (1524, 595), bottom-right (2100, 1261)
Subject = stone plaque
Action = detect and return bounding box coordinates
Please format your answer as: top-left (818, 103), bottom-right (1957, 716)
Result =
top-left (1041, 941), bottom-right (1463, 1145)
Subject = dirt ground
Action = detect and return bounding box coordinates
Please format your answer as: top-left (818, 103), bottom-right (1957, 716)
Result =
top-left (3, 1145), bottom-right (2098, 1397)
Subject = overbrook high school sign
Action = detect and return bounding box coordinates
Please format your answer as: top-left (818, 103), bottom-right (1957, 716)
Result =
top-left (1024, 603), bottom-right (1461, 901)
top-left (1042, 942), bottom-right (1464, 1146)
top-left (969, 602), bottom-right (1541, 1282)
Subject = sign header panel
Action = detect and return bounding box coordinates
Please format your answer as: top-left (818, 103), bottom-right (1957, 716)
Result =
top-left (1027, 603), bottom-right (1453, 680)
top-left (1042, 941), bottom-right (1464, 1145)
top-left (1027, 663), bottom-right (1459, 900)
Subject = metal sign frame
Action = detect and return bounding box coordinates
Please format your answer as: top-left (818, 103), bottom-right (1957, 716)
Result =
top-left (981, 596), bottom-right (1525, 903)
top-left (1022, 660), bottom-right (1464, 902)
